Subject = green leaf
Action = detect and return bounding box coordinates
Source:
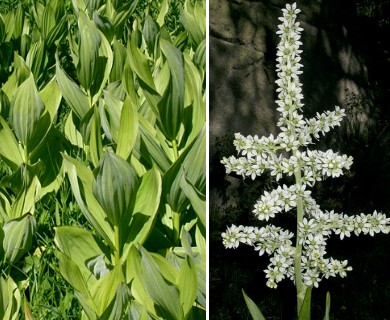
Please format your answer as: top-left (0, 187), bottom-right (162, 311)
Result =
top-left (180, 0), bottom-right (205, 47)
top-left (23, 299), bottom-right (34, 320)
top-left (77, 11), bottom-right (101, 92)
top-left (3, 214), bottom-right (36, 264)
top-left (180, 175), bottom-right (205, 228)
top-left (242, 289), bottom-right (266, 320)
top-left (90, 264), bottom-right (125, 316)
top-left (122, 167), bottom-right (161, 255)
top-left (62, 155), bottom-right (114, 248)
top-left (194, 38), bottom-right (206, 69)
top-left (39, 76), bottom-right (62, 123)
top-left (110, 39), bottom-right (127, 83)
top-left (323, 292), bottom-right (331, 320)
top-left (100, 283), bottom-right (132, 320)
top-left (177, 256), bottom-right (197, 317)
top-left (163, 127), bottom-right (205, 213)
top-left (64, 111), bottom-right (84, 148)
top-left (138, 116), bottom-right (171, 173)
top-left (127, 35), bottom-right (160, 114)
top-left (25, 40), bottom-right (47, 84)
top-left (92, 150), bottom-right (140, 226)
top-left (157, 39), bottom-right (185, 141)
top-left (56, 56), bottom-right (90, 120)
top-left (112, 0), bottom-right (139, 39)
top-left (0, 276), bottom-right (21, 320)
top-left (9, 175), bottom-right (41, 220)
top-left (116, 96), bottom-right (138, 160)
top-left (10, 74), bottom-right (45, 146)
top-left (298, 287), bottom-right (312, 320)
top-left (93, 12), bottom-right (114, 43)
top-left (139, 246), bottom-right (183, 320)
top-left (125, 246), bottom-right (156, 315)
top-left (89, 107), bottom-right (103, 167)
top-left (0, 116), bottom-right (23, 169)
top-left (56, 251), bottom-right (97, 319)
top-left (156, 0), bottom-right (169, 27)
top-left (54, 226), bottom-right (103, 283)
top-left (45, 15), bottom-right (67, 48)
top-left (143, 16), bottom-right (160, 56)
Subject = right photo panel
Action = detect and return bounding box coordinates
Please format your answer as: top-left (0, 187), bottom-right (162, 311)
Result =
top-left (209, 0), bottom-right (390, 319)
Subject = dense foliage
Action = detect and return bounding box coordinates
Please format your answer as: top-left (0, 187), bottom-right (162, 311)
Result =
top-left (0, 0), bottom-right (206, 319)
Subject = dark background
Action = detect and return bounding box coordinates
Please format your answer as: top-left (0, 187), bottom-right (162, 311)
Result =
top-left (209, 0), bottom-right (390, 319)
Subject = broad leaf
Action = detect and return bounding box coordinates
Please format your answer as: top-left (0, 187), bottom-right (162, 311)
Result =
top-left (3, 214), bottom-right (36, 264)
top-left (10, 74), bottom-right (45, 147)
top-left (0, 116), bottom-right (23, 169)
top-left (62, 155), bottom-right (114, 248)
top-left (56, 56), bottom-right (90, 120)
top-left (139, 246), bottom-right (183, 320)
top-left (56, 251), bottom-right (97, 319)
top-left (77, 11), bottom-right (101, 92)
top-left (157, 39), bottom-right (185, 141)
top-left (55, 226), bottom-right (103, 284)
top-left (92, 150), bottom-right (139, 226)
top-left (116, 96), bottom-right (138, 160)
top-left (177, 256), bottom-right (198, 317)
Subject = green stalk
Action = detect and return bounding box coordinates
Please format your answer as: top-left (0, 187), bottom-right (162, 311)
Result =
top-left (293, 149), bottom-right (308, 317)
top-left (114, 225), bottom-right (120, 265)
top-left (23, 144), bottom-right (28, 164)
top-left (172, 139), bottom-right (179, 161)
top-left (173, 211), bottom-right (181, 244)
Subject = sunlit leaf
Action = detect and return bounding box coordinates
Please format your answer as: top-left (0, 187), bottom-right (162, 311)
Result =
top-left (3, 214), bottom-right (36, 264)
top-left (10, 74), bottom-right (45, 146)
top-left (92, 150), bottom-right (140, 226)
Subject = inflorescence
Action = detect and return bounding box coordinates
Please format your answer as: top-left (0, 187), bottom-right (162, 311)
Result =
top-left (221, 2), bottom-right (390, 289)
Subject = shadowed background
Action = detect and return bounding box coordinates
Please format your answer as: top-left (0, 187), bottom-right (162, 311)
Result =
top-left (209, 0), bottom-right (390, 319)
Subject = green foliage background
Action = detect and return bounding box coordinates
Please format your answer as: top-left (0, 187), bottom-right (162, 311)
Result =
top-left (0, 0), bottom-right (206, 318)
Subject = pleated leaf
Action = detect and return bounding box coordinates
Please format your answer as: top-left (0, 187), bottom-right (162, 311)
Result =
top-left (92, 151), bottom-right (140, 226)
top-left (143, 16), bottom-right (160, 55)
top-left (157, 39), bottom-right (184, 141)
top-left (89, 107), bottom-right (103, 167)
top-left (10, 74), bottom-right (45, 146)
top-left (63, 155), bottom-right (115, 248)
top-left (122, 167), bottom-right (161, 257)
top-left (55, 56), bottom-right (90, 120)
top-left (77, 11), bottom-right (101, 92)
top-left (177, 256), bottom-right (198, 317)
top-left (0, 116), bottom-right (23, 169)
top-left (180, 175), bottom-right (206, 228)
top-left (112, 0), bottom-right (139, 39)
top-left (54, 226), bottom-right (103, 286)
top-left (90, 264), bottom-right (124, 316)
top-left (163, 127), bottom-right (206, 213)
top-left (116, 96), bottom-right (138, 160)
top-left (138, 116), bottom-right (171, 173)
top-left (0, 276), bottom-right (21, 320)
top-left (3, 214), bottom-right (36, 264)
top-left (56, 251), bottom-right (97, 319)
top-left (127, 35), bottom-right (160, 114)
top-left (139, 246), bottom-right (183, 320)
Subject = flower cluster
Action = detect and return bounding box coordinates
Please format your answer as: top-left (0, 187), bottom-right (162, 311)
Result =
top-left (221, 3), bottom-right (390, 290)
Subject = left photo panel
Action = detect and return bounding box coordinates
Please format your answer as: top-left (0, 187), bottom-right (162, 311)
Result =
top-left (0, 0), bottom-right (206, 318)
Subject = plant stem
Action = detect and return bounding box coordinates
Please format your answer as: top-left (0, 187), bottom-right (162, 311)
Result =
top-left (172, 139), bottom-right (179, 161)
top-left (293, 149), bottom-right (307, 317)
top-left (24, 145), bottom-right (28, 164)
top-left (173, 211), bottom-right (181, 244)
top-left (114, 225), bottom-right (120, 265)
